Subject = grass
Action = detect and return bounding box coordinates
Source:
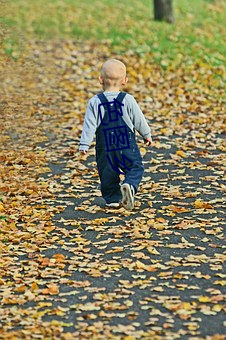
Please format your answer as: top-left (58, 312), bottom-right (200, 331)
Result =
top-left (1, 0), bottom-right (225, 66)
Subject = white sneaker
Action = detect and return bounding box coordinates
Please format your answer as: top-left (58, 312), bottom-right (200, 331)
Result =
top-left (120, 183), bottom-right (135, 210)
top-left (105, 202), bottom-right (121, 208)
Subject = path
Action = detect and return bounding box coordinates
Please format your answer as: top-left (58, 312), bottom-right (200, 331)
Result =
top-left (0, 41), bottom-right (225, 339)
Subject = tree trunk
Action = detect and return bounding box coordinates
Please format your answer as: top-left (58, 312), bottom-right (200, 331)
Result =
top-left (153, 0), bottom-right (174, 23)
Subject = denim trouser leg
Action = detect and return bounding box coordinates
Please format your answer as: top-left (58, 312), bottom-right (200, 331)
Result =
top-left (119, 143), bottom-right (144, 194)
top-left (96, 143), bottom-right (144, 202)
top-left (96, 149), bottom-right (122, 203)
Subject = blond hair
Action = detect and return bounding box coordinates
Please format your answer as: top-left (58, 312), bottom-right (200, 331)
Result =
top-left (100, 59), bottom-right (126, 87)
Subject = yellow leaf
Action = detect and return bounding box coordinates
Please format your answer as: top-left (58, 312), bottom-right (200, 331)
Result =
top-left (14, 285), bottom-right (27, 293)
top-left (62, 333), bottom-right (74, 340)
top-left (214, 280), bottom-right (226, 286)
top-left (135, 260), bottom-right (147, 269)
top-left (182, 302), bottom-right (193, 310)
top-left (153, 286), bottom-right (164, 292)
top-left (135, 260), bottom-right (157, 272)
top-left (70, 236), bottom-right (85, 243)
top-left (53, 253), bottom-right (66, 262)
top-left (198, 296), bottom-right (211, 303)
top-left (140, 147), bottom-right (146, 156)
top-left (151, 158), bottom-right (160, 164)
top-left (92, 218), bottom-right (108, 225)
top-left (106, 247), bottom-right (124, 254)
top-left (147, 246), bottom-right (160, 255)
top-left (0, 203), bottom-right (5, 212)
top-left (37, 302), bottom-right (52, 308)
top-left (50, 320), bottom-right (60, 326)
top-left (155, 224), bottom-right (167, 230)
top-left (48, 284), bottom-right (59, 295)
top-left (176, 150), bottom-right (187, 158)
top-left (194, 199), bottom-right (213, 209)
top-left (187, 323), bottom-right (199, 331)
top-left (42, 284), bottom-right (59, 295)
top-left (33, 309), bottom-right (51, 319)
top-left (9, 222), bottom-right (16, 228)
top-left (212, 304), bottom-right (223, 312)
top-left (31, 282), bottom-right (39, 292)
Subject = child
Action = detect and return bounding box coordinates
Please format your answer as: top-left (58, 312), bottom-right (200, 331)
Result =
top-left (79, 59), bottom-right (152, 210)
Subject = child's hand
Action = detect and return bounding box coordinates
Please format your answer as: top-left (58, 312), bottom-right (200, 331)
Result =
top-left (144, 137), bottom-right (152, 146)
top-left (80, 150), bottom-right (87, 155)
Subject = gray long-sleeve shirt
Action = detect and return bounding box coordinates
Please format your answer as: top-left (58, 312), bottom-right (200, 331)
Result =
top-left (79, 91), bottom-right (151, 151)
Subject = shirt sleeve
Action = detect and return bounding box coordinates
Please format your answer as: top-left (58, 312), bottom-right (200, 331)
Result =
top-left (129, 96), bottom-right (151, 139)
top-left (79, 99), bottom-right (97, 151)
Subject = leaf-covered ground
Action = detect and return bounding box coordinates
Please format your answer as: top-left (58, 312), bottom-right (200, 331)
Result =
top-left (0, 39), bottom-right (225, 339)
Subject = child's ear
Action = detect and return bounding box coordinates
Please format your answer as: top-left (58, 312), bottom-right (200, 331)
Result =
top-left (99, 76), bottom-right (104, 84)
top-left (122, 77), bottom-right (128, 85)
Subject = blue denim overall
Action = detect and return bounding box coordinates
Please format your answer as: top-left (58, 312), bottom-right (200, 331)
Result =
top-left (95, 92), bottom-right (144, 204)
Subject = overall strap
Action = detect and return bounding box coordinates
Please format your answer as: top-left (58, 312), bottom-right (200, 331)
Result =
top-left (97, 92), bottom-right (127, 125)
top-left (97, 92), bottom-right (109, 105)
top-left (97, 92), bottom-right (127, 104)
top-left (115, 92), bottom-right (127, 103)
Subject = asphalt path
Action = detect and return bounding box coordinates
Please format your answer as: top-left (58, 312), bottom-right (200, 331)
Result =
top-left (34, 126), bottom-right (225, 339)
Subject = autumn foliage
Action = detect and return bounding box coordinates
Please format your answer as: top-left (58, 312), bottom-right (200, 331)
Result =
top-left (0, 0), bottom-right (225, 338)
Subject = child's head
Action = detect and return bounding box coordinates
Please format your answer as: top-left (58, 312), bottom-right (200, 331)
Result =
top-left (99, 59), bottom-right (128, 91)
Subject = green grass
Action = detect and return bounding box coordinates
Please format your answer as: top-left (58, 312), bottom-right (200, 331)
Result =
top-left (1, 0), bottom-right (225, 65)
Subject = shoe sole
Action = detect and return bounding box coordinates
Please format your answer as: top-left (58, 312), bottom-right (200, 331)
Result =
top-left (105, 203), bottom-right (121, 208)
top-left (120, 183), bottom-right (134, 210)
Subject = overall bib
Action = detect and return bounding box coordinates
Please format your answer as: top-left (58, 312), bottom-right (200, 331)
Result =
top-left (96, 92), bottom-right (144, 204)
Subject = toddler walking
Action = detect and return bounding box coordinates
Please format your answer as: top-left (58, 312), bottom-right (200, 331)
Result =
top-left (79, 59), bottom-right (152, 210)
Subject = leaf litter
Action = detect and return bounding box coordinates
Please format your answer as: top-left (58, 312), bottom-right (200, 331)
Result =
top-left (0, 39), bottom-right (225, 339)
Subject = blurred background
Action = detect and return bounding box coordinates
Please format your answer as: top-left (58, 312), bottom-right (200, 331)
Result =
top-left (1, 0), bottom-right (225, 67)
